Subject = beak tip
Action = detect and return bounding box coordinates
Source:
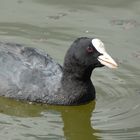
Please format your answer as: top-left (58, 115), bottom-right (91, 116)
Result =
top-left (111, 63), bottom-right (118, 69)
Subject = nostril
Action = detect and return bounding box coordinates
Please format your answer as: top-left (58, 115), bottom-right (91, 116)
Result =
top-left (105, 57), bottom-right (109, 60)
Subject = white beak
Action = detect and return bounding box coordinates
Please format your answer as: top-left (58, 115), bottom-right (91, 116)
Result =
top-left (92, 38), bottom-right (118, 69)
top-left (98, 52), bottom-right (118, 69)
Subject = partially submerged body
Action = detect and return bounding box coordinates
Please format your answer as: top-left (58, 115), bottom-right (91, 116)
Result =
top-left (0, 38), bottom-right (117, 105)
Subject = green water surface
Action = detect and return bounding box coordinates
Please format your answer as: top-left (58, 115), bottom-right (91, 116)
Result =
top-left (0, 0), bottom-right (140, 140)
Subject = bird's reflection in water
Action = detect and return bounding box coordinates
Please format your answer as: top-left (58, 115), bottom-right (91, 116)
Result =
top-left (59, 101), bottom-right (100, 140)
top-left (0, 97), bottom-right (100, 140)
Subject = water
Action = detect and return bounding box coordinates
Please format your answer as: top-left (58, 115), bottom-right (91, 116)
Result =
top-left (0, 0), bottom-right (140, 139)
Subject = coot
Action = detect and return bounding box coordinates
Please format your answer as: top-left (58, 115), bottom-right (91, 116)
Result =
top-left (0, 37), bottom-right (117, 105)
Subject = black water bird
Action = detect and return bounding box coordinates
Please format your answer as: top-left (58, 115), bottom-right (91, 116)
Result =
top-left (0, 37), bottom-right (117, 105)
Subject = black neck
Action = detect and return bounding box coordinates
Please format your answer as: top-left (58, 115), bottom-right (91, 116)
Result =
top-left (62, 63), bottom-right (94, 81)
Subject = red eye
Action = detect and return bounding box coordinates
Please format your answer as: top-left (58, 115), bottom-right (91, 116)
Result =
top-left (86, 47), bottom-right (94, 53)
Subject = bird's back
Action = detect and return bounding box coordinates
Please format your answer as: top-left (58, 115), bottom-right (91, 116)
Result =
top-left (0, 42), bottom-right (62, 102)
